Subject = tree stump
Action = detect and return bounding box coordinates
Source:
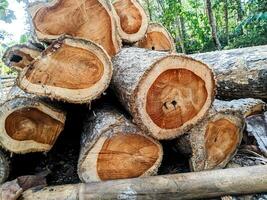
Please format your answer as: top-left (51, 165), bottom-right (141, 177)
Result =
top-left (112, 47), bottom-right (216, 140)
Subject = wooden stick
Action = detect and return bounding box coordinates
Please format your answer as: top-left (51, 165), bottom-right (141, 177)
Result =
top-left (112, 47), bottom-right (216, 140)
top-left (22, 165), bottom-right (267, 200)
top-left (18, 36), bottom-right (112, 103)
top-left (29, 0), bottom-right (121, 56)
top-left (192, 45), bottom-right (267, 99)
top-left (78, 106), bottom-right (163, 183)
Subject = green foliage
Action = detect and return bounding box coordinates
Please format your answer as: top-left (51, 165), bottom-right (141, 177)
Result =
top-left (0, 0), bottom-right (16, 23)
top-left (141, 0), bottom-right (267, 53)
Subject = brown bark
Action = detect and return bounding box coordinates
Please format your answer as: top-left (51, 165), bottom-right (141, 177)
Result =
top-left (111, 47), bottom-right (215, 140)
top-left (135, 23), bottom-right (176, 52)
top-left (192, 45), bottom-right (267, 99)
top-left (112, 0), bottom-right (149, 43)
top-left (21, 165), bottom-right (267, 200)
top-left (177, 98), bottom-right (265, 172)
top-left (29, 0), bottom-right (121, 57)
top-left (18, 36), bottom-right (113, 104)
top-left (205, 0), bottom-right (222, 49)
top-left (78, 105), bottom-right (163, 183)
top-left (0, 84), bottom-right (66, 154)
top-left (2, 44), bottom-right (41, 71)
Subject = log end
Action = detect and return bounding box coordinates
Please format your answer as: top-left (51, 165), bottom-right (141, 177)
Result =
top-left (78, 133), bottom-right (163, 182)
top-left (0, 98), bottom-right (66, 154)
top-left (190, 113), bottom-right (243, 171)
top-left (18, 36), bottom-right (113, 103)
top-left (136, 23), bottom-right (176, 52)
top-left (2, 44), bottom-right (41, 71)
top-left (135, 54), bottom-right (216, 140)
top-left (113, 0), bottom-right (148, 43)
top-left (30, 0), bottom-right (121, 56)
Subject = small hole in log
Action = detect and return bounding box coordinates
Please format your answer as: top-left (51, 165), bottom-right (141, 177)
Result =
top-left (152, 46), bottom-right (155, 50)
top-left (171, 100), bottom-right (177, 107)
top-left (10, 54), bottom-right (23, 63)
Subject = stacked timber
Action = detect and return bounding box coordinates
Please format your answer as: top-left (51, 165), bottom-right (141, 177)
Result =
top-left (0, 0), bottom-right (266, 198)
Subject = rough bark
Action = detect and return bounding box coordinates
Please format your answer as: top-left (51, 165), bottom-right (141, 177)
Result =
top-left (111, 47), bottom-right (215, 140)
top-left (192, 45), bottom-right (267, 99)
top-left (29, 0), bottom-right (121, 57)
top-left (246, 112), bottom-right (267, 157)
top-left (205, 0), bottom-right (222, 49)
top-left (0, 84), bottom-right (66, 154)
top-left (135, 23), bottom-right (175, 52)
top-left (18, 36), bottom-right (113, 104)
top-left (0, 149), bottom-right (10, 184)
top-left (78, 105), bottom-right (163, 183)
top-left (112, 0), bottom-right (148, 43)
top-left (2, 44), bottom-right (41, 71)
top-left (21, 165), bottom-right (267, 200)
top-left (177, 98), bottom-right (265, 172)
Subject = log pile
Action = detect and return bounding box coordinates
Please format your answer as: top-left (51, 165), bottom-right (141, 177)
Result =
top-left (0, 0), bottom-right (266, 199)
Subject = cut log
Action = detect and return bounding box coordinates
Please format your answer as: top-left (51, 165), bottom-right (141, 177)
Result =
top-left (0, 149), bottom-right (10, 184)
top-left (135, 23), bottom-right (176, 52)
top-left (2, 44), bottom-right (41, 71)
top-left (192, 45), bottom-right (267, 99)
top-left (18, 36), bottom-right (112, 103)
top-left (177, 98), bottom-right (265, 171)
top-left (111, 47), bottom-right (216, 140)
top-left (112, 0), bottom-right (148, 43)
top-left (0, 85), bottom-right (66, 154)
top-left (21, 165), bottom-right (267, 200)
top-left (78, 106), bottom-right (163, 182)
top-left (29, 0), bottom-right (121, 56)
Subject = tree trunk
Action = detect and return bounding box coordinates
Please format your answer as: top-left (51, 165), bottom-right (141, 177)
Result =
top-left (29, 0), bottom-right (121, 56)
top-left (112, 0), bottom-right (148, 43)
top-left (21, 165), bottom-right (267, 200)
top-left (2, 44), bottom-right (41, 71)
top-left (177, 98), bottom-right (265, 172)
top-left (18, 36), bottom-right (113, 104)
top-left (0, 84), bottom-right (66, 154)
top-left (0, 149), bottom-right (10, 184)
top-left (175, 17), bottom-right (186, 53)
top-left (192, 45), bottom-right (267, 99)
top-left (111, 47), bottom-right (215, 140)
top-left (236, 0), bottom-right (243, 22)
top-left (205, 0), bottom-right (222, 49)
top-left (135, 23), bottom-right (176, 52)
top-left (224, 0), bottom-right (229, 44)
top-left (78, 105), bottom-right (163, 183)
